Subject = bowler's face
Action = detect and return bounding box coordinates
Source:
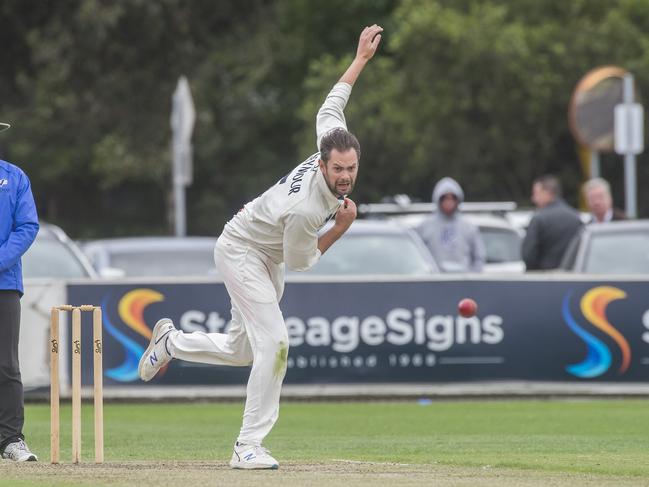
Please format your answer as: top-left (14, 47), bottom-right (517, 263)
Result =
top-left (319, 148), bottom-right (358, 197)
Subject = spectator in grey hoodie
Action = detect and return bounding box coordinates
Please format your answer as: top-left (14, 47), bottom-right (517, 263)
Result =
top-left (416, 177), bottom-right (486, 272)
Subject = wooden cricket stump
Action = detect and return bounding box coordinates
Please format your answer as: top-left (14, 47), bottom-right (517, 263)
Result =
top-left (50, 305), bottom-right (104, 464)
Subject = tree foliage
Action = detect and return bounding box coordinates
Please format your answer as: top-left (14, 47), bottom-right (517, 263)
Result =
top-left (298, 0), bottom-right (649, 208)
top-left (1, 0), bottom-right (648, 237)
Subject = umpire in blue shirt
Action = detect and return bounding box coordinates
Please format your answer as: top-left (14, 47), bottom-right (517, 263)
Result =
top-left (0, 122), bottom-right (40, 461)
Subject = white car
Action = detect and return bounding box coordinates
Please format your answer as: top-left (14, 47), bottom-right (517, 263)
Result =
top-left (560, 220), bottom-right (649, 274)
top-left (358, 198), bottom-right (525, 273)
top-left (385, 212), bottom-right (524, 274)
top-left (464, 213), bottom-right (525, 273)
top-left (82, 237), bottom-right (218, 278)
top-left (505, 208), bottom-right (592, 234)
top-left (23, 222), bottom-right (97, 279)
top-left (287, 219), bottom-right (439, 276)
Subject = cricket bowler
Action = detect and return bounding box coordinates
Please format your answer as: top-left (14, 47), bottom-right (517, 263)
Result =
top-left (139, 24), bottom-right (383, 469)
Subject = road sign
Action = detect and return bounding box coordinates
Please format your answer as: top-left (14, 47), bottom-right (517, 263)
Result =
top-left (171, 76), bottom-right (196, 186)
top-left (569, 66), bottom-right (627, 153)
top-left (614, 102), bottom-right (644, 155)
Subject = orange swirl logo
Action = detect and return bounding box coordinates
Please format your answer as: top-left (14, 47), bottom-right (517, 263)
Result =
top-left (103, 288), bottom-right (165, 382)
top-left (119, 289), bottom-right (164, 339)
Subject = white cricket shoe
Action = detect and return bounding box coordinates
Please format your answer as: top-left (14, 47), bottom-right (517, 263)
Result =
top-left (138, 318), bottom-right (177, 382)
top-left (2, 439), bottom-right (37, 462)
top-left (230, 442), bottom-right (279, 470)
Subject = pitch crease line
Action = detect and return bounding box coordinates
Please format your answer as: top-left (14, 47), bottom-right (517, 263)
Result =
top-left (332, 459), bottom-right (412, 466)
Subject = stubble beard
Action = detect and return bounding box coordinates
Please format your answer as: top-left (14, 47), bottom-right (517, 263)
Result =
top-left (328, 178), bottom-right (354, 197)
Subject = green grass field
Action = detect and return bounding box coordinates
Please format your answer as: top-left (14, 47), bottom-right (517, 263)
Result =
top-left (2, 399), bottom-right (649, 486)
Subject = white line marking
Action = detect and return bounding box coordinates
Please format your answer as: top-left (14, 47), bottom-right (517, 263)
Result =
top-left (332, 459), bottom-right (412, 466)
top-left (438, 356), bottom-right (505, 365)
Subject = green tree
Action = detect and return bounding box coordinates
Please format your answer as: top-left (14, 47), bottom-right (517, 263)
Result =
top-left (2, 0), bottom-right (649, 240)
top-left (1, 0), bottom-right (396, 237)
top-left (298, 0), bottom-right (649, 212)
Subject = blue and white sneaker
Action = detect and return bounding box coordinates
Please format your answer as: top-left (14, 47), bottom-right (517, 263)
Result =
top-left (2, 440), bottom-right (37, 462)
top-left (230, 442), bottom-right (279, 470)
top-left (138, 318), bottom-right (176, 382)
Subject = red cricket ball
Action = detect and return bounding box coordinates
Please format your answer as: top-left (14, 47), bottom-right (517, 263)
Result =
top-left (458, 298), bottom-right (478, 318)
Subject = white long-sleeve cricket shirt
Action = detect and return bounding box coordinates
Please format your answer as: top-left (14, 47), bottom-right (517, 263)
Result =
top-left (222, 82), bottom-right (352, 271)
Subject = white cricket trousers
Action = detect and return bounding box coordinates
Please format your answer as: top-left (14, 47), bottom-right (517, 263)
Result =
top-left (167, 235), bottom-right (288, 446)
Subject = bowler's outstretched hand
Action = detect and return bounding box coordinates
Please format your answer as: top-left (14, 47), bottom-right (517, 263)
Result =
top-left (339, 25), bottom-right (383, 86)
top-left (357, 25), bottom-right (383, 61)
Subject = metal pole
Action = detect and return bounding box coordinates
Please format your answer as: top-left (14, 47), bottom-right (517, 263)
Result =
top-left (590, 151), bottom-right (600, 179)
top-left (623, 74), bottom-right (637, 218)
top-left (174, 178), bottom-right (186, 237)
top-left (624, 153), bottom-right (637, 218)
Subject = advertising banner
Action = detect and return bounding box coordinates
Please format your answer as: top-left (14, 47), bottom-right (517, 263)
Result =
top-left (67, 279), bottom-right (649, 386)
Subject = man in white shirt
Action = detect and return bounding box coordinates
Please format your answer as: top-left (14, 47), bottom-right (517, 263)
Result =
top-left (138, 24), bottom-right (383, 469)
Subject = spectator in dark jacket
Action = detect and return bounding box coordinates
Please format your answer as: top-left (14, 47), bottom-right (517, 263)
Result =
top-left (522, 175), bottom-right (582, 271)
top-left (0, 122), bottom-right (39, 462)
top-left (582, 177), bottom-right (626, 224)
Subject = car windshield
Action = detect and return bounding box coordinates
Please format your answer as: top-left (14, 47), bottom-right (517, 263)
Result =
top-left (109, 249), bottom-right (216, 277)
top-left (23, 235), bottom-right (90, 278)
top-left (480, 227), bottom-right (522, 263)
top-left (300, 233), bottom-right (433, 275)
top-left (584, 231), bottom-right (649, 274)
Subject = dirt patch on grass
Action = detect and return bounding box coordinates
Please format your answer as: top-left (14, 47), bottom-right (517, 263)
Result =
top-left (1, 460), bottom-right (647, 487)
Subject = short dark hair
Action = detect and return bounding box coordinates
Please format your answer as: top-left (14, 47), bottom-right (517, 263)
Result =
top-left (534, 174), bottom-right (561, 197)
top-left (319, 128), bottom-right (361, 163)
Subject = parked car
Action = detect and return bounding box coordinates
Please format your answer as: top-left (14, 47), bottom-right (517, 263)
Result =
top-left (82, 237), bottom-right (218, 278)
top-left (384, 212), bottom-right (524, 273)
top-left (505, 208), bottom-right (592, 235)
top-left (23, 222), bottom-right (97, 279)
top-left (560, 220), bottom-right (649, 274)
top-left (288, 220), bottom-right (439, 276)
top-left (504, 209), bottom-right (536, 234)
top-left (463, 213), bottom-right (525, 273)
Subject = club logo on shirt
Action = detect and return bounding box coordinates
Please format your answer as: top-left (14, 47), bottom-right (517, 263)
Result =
top-left (0, 179), bottom-right (8, 193)
top-left (278, 153), bottom-right (319, 195)
top-left (440, 227), bottom-right (457, 246)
